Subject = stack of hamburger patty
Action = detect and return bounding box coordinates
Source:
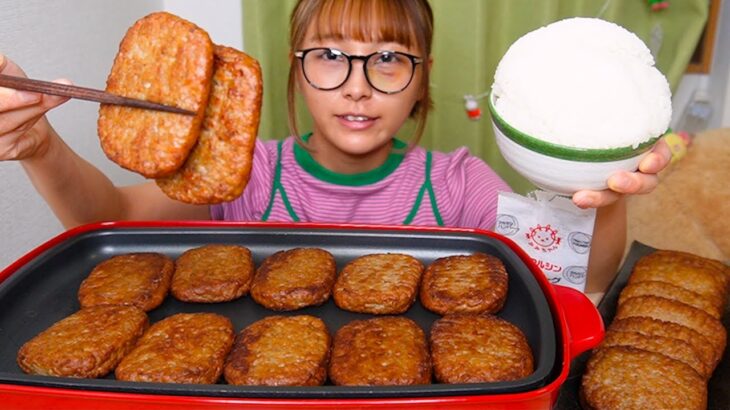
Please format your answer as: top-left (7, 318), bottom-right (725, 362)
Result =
top-left (580, 250), bottom-right (730, 410)
top-left (17, 247), bottom-right (534, 386)
top-left (98, 12), bottom-right (263, 204)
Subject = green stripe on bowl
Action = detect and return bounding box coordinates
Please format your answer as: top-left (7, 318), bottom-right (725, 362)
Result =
top-left (487, 91), bottom-right (660, 162)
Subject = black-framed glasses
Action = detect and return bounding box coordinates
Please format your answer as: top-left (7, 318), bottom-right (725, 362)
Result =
top-left (294, 47), bottom-right (423, 94)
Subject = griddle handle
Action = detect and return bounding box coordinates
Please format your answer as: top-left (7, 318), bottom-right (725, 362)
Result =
top-left (553, 284), bottom-right (605, 359)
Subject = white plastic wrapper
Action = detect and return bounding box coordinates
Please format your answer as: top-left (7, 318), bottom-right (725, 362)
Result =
top-left (495, 191), bottom-right (597, 292)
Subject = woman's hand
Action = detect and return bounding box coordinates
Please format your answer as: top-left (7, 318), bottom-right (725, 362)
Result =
top-left (572, 137), bottom-right (673, 209)
top-left (0, 53), bottom-right (70, 160)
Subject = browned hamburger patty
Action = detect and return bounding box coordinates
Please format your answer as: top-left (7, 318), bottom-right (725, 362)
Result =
top-left (420, 252), bottom-right (508, 315)
top-left (430, 314), bottom-right (533, 384)
top-left (628, 250), bottom-right (728, 309)
top-left (78, 253), bottom-right (174, 312)
top-left (614, 295), bottom-right (726, 362)
top-left (171, 244), bottom-right (254, 303)
top-left (609, 316), bottom-right (718, 373)
top-left (598, 330), bottom-right (709, 379)
top-left (329, 316), bottom-right (431, 386)
top-left (115, 313), bottom-right (234, 384)
top-left (580, 346), bottom-right (707, 410)
top-left (619, 280), bottom-right (722, 319)
top-left (250, 248), bottom-right (336, 311)
top-left (98, 11), bottom-right (214, 178)
top-left (224, 315), bottom-right (330, 386)
top-left (333, 253), bottom-right (424, 314)
top-left (156, 45), bottom-right (262, 204)
top-left (17, 305), bottom-right (148, 378)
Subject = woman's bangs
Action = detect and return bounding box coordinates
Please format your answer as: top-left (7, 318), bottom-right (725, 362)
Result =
top-left (311, 0), bottom-right (416, 49)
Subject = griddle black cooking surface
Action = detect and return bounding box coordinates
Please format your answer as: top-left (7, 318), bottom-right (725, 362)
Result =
top-left (0, 224), bottom-right (557, 398)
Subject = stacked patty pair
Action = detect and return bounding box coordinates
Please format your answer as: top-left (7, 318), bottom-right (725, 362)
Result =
top-left (581, 250), bottom-right (730, 410)
top-left (98, 12), bottom-right (262, 204)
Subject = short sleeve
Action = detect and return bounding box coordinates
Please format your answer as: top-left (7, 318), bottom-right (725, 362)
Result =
top-left (431, 147), bottom-right (512, 230)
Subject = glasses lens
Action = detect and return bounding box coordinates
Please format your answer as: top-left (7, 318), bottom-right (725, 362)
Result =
top-left (366, 52), bottom-right (415, 93)
top-left (302, 49), bottom-right (349, 90)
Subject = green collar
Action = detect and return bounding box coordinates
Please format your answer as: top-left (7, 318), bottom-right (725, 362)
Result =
top-left (293, 133), bottom-right (406, 186)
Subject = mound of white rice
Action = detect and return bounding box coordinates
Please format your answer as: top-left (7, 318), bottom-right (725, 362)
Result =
top-left (492, 17), bottom-right (671, 149)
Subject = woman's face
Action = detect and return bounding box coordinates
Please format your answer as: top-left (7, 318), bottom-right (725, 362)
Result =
top-left (296, 25), bottom-right (425, 173)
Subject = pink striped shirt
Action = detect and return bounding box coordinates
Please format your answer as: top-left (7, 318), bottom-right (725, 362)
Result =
top-left (211, 137), bottom-right (511, 229)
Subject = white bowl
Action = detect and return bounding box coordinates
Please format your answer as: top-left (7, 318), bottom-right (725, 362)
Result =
top-left (488, 92), bottom-right (659, 195)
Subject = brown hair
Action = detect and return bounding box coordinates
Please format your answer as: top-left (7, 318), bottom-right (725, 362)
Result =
top-left (287, 0), bottom-right (434, 146)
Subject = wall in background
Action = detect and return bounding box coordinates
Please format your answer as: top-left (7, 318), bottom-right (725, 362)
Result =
top-left (715, 0), bottom-right (730, 126)
top-left (672, 0), bottom-right (729, 130)
top-left (0, 0), bottom-right (243, 270)
top-left (162, 0), bottom-right (244, 50)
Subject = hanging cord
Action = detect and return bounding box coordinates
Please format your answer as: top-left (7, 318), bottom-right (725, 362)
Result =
top-left (596, 0), bottom-right (612, 18)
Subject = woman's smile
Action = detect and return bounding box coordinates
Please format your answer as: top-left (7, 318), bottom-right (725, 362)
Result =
top-left (336, 113), bottom-right (378, 130)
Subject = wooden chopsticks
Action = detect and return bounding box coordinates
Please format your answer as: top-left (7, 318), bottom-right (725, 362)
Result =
top-left (0, 74), bottom-right (195, 115)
